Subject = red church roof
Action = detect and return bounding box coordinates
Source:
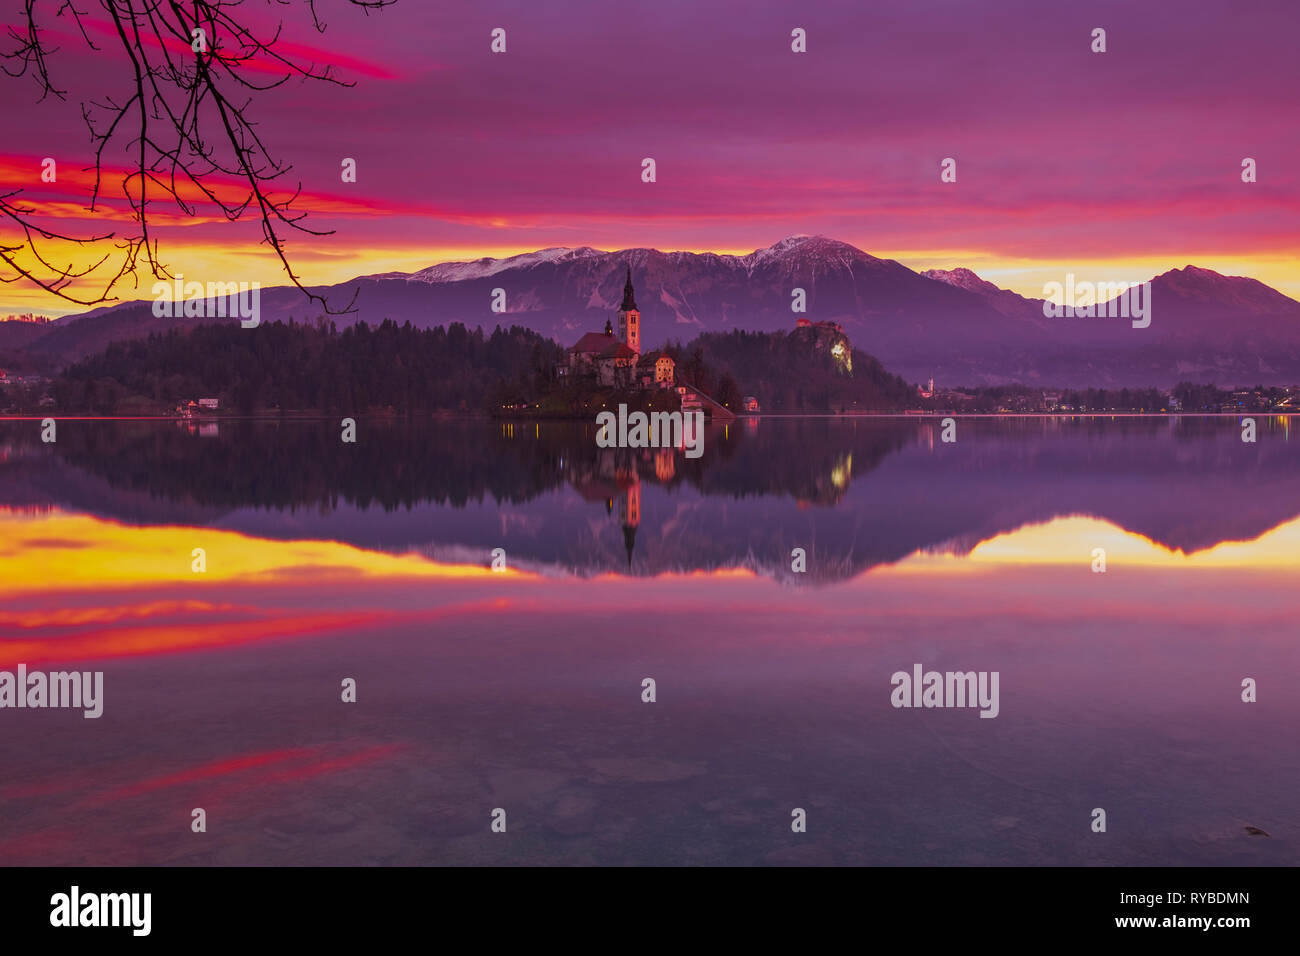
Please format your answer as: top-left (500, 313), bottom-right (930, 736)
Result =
top-left (570, 331), bottom-right (614, 354)
top-left (570, 332), bottom-right (637, 360)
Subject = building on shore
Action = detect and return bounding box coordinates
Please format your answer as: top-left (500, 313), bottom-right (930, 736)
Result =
top-left (565, 320), bottom-right (639, 387)
top-left (638, 350), bottom-right (675, 388)
top-left (795, 317), bottom-right (843, 334)
top-left (177, 398), bottom-right (220, 417)
top-left (562, 266), bottom-right (675, 389)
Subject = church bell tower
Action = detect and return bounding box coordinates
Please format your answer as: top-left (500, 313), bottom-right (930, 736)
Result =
top-left (617, 264), bottom-right (640, 355)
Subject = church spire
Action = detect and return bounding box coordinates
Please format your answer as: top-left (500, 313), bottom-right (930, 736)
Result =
top-left (620, 264), bottom-right (638, 312)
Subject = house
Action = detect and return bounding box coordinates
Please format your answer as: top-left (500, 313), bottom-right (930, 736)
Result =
top-left (178, 398), bottom-right (220, 417)
top-left (638, 350), bottom-right (675, 388)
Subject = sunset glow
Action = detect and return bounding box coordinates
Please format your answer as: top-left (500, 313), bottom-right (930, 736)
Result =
top-left (3, 2), bottom-right (1297, 314)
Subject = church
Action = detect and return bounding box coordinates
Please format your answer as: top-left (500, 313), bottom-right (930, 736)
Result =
top-left (562, 266), bottom-right (675, 389)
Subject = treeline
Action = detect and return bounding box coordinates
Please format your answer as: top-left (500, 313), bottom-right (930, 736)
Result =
top-left (1062, 387), bottom-right (1173, 411)
top-left (52, 319), bottom-right (564, 414)
top-left (39, 316), bottom-right (1285, 419)
top-left (955, 382), bottom-right (1292, 412)
top-left (664, 328), bottom-right (916, 412)
top-left (39, 419), bottom-right (569, 511)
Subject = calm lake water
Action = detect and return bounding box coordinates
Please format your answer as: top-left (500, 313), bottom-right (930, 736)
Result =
top-left (1, 416), bottom-right (1297, 865)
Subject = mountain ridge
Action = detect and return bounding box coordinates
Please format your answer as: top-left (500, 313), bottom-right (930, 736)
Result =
top-left (5, 236), bottom-right (1299, 388)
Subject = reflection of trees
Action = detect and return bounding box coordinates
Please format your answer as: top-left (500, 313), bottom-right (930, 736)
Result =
top-left (560, 419), bottom-right (912, 507)
top-left (11, 415), bottom-right (1300, 584)
top-left (24, 416), bottom-right (1293, 519)
top-left (674, 419), bottom-right (912, 505)
top-left (26, 417), bottom-right (915, 513)
top-left (45, 420), bottom-right (567, 511)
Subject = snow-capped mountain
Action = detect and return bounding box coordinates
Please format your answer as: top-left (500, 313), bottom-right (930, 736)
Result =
top-left (10, 236), bottom-right (1300, 388)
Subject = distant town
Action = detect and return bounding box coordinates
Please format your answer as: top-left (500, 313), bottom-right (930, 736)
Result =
top-left (912, 382), bottom-right (1300, 415)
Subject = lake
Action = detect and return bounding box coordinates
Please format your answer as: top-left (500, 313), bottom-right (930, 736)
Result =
top-left (1, 416), bottom-right (1296, 865)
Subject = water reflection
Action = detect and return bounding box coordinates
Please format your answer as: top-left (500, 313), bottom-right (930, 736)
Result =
top-left (1, 416), bottom-right (1297, 581)
top-left (1, 507), bottom-right (1296, 866)
top-left (2, 417), bottom-right (1297, 866)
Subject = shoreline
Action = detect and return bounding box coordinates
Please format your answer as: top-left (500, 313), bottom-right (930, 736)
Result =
top-left (2, 410), bottom-right (1295, 423)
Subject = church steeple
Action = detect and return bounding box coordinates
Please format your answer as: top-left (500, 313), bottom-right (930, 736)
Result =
top-left (620, 264), bottom-right (638, 312)
top-left (617, 264), bottom-right (641, 354)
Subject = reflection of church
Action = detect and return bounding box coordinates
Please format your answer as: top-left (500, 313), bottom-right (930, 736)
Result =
top-left (564, 451), bottom-right (661, 568)
top-left (560, 413), bottom-right (691, 569)
top-left (619, 481), bottom-right (640, 568)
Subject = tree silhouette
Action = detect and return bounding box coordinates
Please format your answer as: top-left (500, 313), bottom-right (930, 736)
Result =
top-left (1, 0), bottom-right (394, 308)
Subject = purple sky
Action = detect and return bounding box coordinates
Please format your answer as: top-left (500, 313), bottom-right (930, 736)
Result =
top-left (2, 0), bottom-right (1298, 312)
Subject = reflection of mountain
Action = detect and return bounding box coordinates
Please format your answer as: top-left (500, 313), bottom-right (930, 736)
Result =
top-left (2, 417), bottom-right (1298, 582)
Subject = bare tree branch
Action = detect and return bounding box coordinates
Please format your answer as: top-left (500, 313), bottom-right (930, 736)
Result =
top-left (0, 0), bottom-right (395, 311)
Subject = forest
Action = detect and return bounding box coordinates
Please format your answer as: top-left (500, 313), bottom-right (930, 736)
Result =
top-left (37, 319), bottom-right (907, 416)
top-left (48, 319), bottom-right (563, 414)
top-left (661, 328), bottom-right (918, 412)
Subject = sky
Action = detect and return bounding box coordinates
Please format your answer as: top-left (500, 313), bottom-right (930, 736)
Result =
top-left (1, 0), bottom-right (1297, 315)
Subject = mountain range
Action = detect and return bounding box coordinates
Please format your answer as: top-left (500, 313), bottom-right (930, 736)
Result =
top-left (5, 236), bottom-right (1300, 388)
